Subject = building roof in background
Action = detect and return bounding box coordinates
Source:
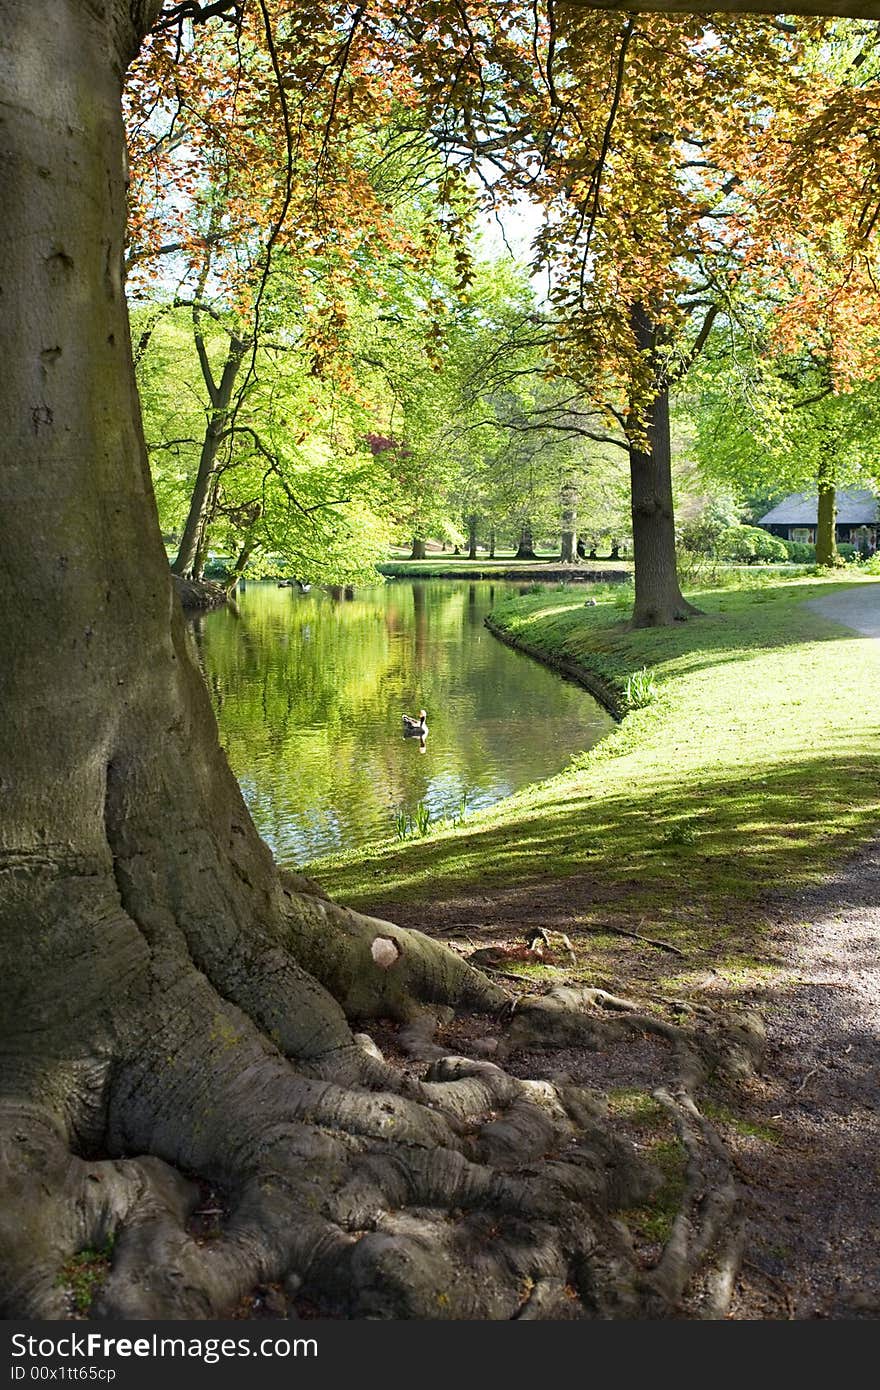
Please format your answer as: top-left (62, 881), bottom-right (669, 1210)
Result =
top-left (759, 489), bottom-right (879, 525)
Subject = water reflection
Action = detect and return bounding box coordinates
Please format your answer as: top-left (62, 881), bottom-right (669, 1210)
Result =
top-left (196, 580), bottom-right (614, 863)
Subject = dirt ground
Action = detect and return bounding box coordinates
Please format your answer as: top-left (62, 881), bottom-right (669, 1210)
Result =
top-left (359, 845), bottom-right (879, 1321)
top-left (726, 845), bottom-right (880, 1318)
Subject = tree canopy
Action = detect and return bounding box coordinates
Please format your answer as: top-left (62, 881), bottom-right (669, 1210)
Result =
top-left (122, 3), bottom-right (880, 604)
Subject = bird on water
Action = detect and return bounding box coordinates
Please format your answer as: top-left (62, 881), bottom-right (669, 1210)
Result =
top-left (402, 708), bottom-right (428, 735)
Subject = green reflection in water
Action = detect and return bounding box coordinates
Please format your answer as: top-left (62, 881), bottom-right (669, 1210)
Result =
top-left (193, 580), bottom-right (614, 863)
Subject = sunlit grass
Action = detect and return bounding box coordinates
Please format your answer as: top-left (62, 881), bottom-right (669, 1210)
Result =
top-left (309, 572), bottom-right (880, 974)
top-left (379, 552), bottom-right (634, 576)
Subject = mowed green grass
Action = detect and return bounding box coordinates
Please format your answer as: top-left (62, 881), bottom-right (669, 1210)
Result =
top-left (379, 556), bottom-right (632, 575)
top-left (308, 574), bottom-right (880, 977)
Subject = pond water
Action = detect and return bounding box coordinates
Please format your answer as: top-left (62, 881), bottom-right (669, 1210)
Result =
top-left (193, 579), bottom-right (614, 864)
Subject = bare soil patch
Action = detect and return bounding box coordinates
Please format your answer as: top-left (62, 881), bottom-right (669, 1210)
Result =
top-left (362, 844), bottom-right (880, 1319)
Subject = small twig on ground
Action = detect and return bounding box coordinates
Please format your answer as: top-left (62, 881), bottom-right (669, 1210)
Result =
top-left (435, 923), bottom-right (492, 934)
top-left (437, 917), bottom-right (685, 957)
top-left (589, 921), bottom-right (686, 957)
top-left (794, 1067), bottom-right (819, 1095)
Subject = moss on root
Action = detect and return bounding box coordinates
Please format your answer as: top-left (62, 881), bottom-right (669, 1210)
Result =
top-left (57, 1238), bottom-right (115, 1316)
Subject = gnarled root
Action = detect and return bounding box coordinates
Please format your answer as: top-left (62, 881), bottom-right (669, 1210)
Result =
top-left (0, 868), bottom-right (751, 1321)
top-left (0, 953), bottom-right (646, 1319)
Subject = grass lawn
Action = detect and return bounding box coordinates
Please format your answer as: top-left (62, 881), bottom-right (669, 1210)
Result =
top-left (308, 572), bottom-right (880, 994)
top-left (379, 551), bottom-right (632, 575)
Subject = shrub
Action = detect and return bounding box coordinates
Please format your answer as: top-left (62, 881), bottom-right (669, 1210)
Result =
top-left (661, 822), bottom-right (697, 847)
top-left (714, 525), bottom-right (788, 564)
top-left (837, 543), bottom-right (858, 562)
top-left (782, 540), bottom-right (816, 563)
top-left (679, 517), bottom-right (726, 555)
top-left (862, 553), bottom-right (880, 575)
top-left (202, 558), bottom-right (232, 580)
top-left (677, 548), bottom-right (720, 587)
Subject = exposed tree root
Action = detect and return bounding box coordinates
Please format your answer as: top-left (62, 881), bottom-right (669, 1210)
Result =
top-left (0, 873), bottom-right (760, 1320)
top-left (642, 1088), bottom-right (742, 1315)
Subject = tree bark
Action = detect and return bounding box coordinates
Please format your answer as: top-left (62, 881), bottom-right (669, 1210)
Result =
top-left (515, 523), bottom-right (536, 560)
top-left (815, 456), bottom-right (837, 568)
top-left (410, 536), bottom-right (426, 560)
top-left (467, 513), bottom-right (478, 560)
top-left (489, 527), bottom-right (496, 558)
top-left (628, 305), bottom-right (697, 628)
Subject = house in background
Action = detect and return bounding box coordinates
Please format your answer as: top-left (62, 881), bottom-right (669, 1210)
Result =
top-left (758, 488), bottom-right (879, 552)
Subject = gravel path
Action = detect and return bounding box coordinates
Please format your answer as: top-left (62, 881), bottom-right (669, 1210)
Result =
top-left (729, 850), bottom-right (880, 1317)
top-left (806, 582), bottom-right (880, 637)
top-left (730, 586), bottom-right (880, 1318)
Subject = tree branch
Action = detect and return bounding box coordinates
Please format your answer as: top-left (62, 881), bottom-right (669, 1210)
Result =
top-left (155, 2), bottom-right (242, 32)
top-left (576, 16), bottom-right (636, 309)
top-left (672, 303), bottom-right (720, 381)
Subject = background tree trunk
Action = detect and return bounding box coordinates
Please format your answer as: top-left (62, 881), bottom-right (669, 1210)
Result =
top-left (467, 513), bottom-right (479, 560)
top-left (628, 305), bottom-right (697, 628)
top-left (226, 535), bottom-right (260, 594)
top-left (410, 536), bottom-right (426, 560)
top-left (515, 523), bottom-right (536, 560)
top-left (172, 337), bottom-right (247, 579)
top-left (560, 481), bottom-right (579, 563)
top-left (815, 456), bottom-right (837, 567)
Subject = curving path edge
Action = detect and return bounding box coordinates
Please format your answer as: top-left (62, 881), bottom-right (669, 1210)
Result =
top-left (731, 584), bottom-right (880, 1318)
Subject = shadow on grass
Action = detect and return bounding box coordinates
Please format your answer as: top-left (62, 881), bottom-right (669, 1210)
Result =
top-left (320, 748), bottom-right (880, 958)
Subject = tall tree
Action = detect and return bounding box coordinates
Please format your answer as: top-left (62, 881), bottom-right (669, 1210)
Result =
top-left (3, 0), bottom-right (879, 1321)
top-left (515, 12), bottom-right (824, 622)
top-left (0, 0), bottom-right (702, 1321)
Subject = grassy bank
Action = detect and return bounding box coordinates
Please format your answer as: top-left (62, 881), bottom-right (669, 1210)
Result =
top-left (308, 573), bottom-right (880, 991)
top-left (378, 557), bottom-right (632, 579)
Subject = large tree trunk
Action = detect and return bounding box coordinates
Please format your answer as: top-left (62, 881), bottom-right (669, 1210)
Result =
top-left (466, 513), bottom-right (479, 560)
top-left (410, 536), bottom-right (427, 560)
top-left (628, 306), bottom-right (698, 628)
top-left (815, 456), bottom-right (837, 568)
top-left (515, 523), bottom-right (536, 560)
top-left (560, 481), bottom-right (579, 564)
top-left (0, 0), bottom-right (744, 1322)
